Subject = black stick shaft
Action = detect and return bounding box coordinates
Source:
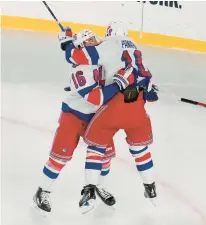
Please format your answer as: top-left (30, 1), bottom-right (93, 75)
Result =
top-left (181, 98), bottom-right (206, 108)
top-left (42, 1), bottom-right (64, 31)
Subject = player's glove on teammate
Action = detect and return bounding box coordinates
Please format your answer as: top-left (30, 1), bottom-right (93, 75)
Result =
top-left (144, 83), bottom-right (159, 102)
top-left (58, 27), bottom-right (73, 51)
top-left (113, 67), bottom-right (135, 91)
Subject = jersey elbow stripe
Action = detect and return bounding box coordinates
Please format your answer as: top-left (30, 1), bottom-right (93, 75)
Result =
top-left (78, 82), bottom-right (98, 97)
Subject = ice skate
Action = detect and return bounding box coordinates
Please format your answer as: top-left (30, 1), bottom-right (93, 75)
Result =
top-left (79, 184), bottom-right (96, 214)
top-left (95, 186), bottom-right (116, 207)
top-left (33, 187), bottom-right (51, 215)
top-left (144, 182), bottom-right (157, 206)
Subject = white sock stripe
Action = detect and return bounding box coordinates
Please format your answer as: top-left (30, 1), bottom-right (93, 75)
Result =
top-left (86, 159), bottom-right (102, 164)
top-left (87, 152), bottom-right (99, 157)
top-left (104, 152), bottom-right (115, 157)
top-left (101, 168), bottom-right (110, 172)
top-left (132, 149), bottom-right (150, 158)
top-left (49, 157), bottom-right (67, 165)
top-left (87, 149), bottom-right (104, 156)
top-left (50, 152), bottom-right (72, 160)
top-left (129, 145), bottom-right (147, 151)
top-left (128, 139), bottom-right (153, 146)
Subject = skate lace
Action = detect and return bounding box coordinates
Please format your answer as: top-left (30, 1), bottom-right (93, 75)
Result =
top-left (98, 188), bottom-right (111, 198)
top-left (40, 191), bottom-right (51, 206)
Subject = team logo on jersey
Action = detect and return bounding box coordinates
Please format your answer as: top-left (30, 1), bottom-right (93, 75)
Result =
top-left (62, 148), bottom-right (68, 153)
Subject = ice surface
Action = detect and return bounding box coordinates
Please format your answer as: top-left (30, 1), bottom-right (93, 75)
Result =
top-left (1, 29), bottom-right (206, 225)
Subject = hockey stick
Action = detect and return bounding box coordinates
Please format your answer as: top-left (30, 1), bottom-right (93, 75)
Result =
top-left (181, 98), bottom-right (206, 108)
top-left (42, 1), bottom-right (65, 31)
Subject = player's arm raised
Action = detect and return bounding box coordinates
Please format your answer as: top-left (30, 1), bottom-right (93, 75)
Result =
top-left (58, 27), bottom-right (73, 51)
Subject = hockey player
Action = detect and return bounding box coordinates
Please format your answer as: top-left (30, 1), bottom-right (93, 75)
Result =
top-left (56, 24), bottom-right (158, 212)
top-left (32, 27), bottom-right (136, 215)
top-left (74, 22), bottom-right (159, 211)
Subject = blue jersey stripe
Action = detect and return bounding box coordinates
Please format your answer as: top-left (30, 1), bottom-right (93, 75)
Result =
top-left (85, 46), bottom-right (99, 64)
top-left (78, 82), bottom-right (98, 97)
top-left (62, 102), bottom-right (95, 122)
top-left (101, 83), bottom-right (120, 104)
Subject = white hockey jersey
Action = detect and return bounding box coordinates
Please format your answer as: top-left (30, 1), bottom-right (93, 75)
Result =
top-left (62, 65), bottom-right (104, 122)
top-left (62, 35), bottom-right (152, 122)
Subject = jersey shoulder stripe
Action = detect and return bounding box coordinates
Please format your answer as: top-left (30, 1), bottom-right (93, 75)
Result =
top-left (72, 48), bottom-right (89, 64)
top-left (65, 44), bottom-right (100, 65)
top-left (65, 44), bottom-right (89, 65)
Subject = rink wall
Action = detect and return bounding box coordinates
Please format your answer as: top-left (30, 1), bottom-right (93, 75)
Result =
top-left (1, 1), bottom-right (206, 52)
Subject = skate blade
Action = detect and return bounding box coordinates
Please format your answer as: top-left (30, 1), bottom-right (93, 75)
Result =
top-left (109, 204), bottom-right (116, 210)
top-left (147, 197), bottom-right (157, 207)
top-left (31, 201), bottom-right (51, 217)
top-left (144, 192), bottom-right (157, 207)
top-left (80, 199), bottom-right (95, 214)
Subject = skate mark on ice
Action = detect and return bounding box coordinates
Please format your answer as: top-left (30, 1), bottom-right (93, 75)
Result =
top-left (158, 178), bottom-right (206, 224)
top-left (1, 116), bottom-right (54, 133)
top-left (118, 155), bottom-right (206, 224)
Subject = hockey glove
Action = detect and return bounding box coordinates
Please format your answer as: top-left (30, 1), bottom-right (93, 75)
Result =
top-left (144, 83), bottom-right (159, 102)
top-left (58, 27), bottom-right (73, 51)
top-left (113, 67), bottom-right (135, 91)
top-left (123, 85), bottom-right (139, 103)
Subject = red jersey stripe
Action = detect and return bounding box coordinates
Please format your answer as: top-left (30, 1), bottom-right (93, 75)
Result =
top-left (87, 87), bottom-right (101, 106)
top-left (72, 49), bottom-right (89, 65)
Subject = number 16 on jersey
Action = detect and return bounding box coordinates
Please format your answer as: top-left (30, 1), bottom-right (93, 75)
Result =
top-left (71, 66), bottom-right (103, 89)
